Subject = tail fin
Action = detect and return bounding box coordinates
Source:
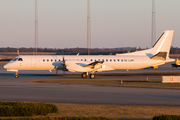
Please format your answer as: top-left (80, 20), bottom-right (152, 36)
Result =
top-left (118, 30), bottom-right (174, 60)
top-left (151, 30), bottom-right (174, 57)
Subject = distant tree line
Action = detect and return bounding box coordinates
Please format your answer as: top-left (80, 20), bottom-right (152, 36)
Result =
top-left (170, 47), bottom-right (180, 54)
top-left (0, 46), bottom-right (180, 55)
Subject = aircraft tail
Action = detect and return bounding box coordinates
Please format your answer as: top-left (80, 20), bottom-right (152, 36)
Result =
top-left (119, 30), bottom-right (174, 61)
top-left (150, 30), bottom-right (174, 58)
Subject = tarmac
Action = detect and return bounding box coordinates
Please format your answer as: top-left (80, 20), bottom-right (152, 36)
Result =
top-left (0, 62), bottom-right (180, 106)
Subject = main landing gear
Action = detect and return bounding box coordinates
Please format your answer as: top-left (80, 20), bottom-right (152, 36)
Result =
top-left (81, 72), bottom-right (95, 79)
top-left (89, 74), bottom-right (95, 79)
top-left (15, 71), bottom-right (18, 78)
top-left (81, 72), bottom-right (87, 78)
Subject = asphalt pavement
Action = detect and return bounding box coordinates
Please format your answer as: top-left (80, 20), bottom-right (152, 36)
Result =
top-left (0, 62), bottom-right (180, 106)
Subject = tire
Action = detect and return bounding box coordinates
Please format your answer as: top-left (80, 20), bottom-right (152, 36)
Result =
top-left (15, 75), bottom-right (18, 78)
top-left (81, 73), bottom-right (87, 78)
top-left (90, 74), bottom-right (95, 79)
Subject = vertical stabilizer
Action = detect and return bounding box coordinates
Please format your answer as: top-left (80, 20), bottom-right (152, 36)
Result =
top-left (117, 30), bottom-right (174, 60)
top-left (151, 30), bottom-right (174, 57)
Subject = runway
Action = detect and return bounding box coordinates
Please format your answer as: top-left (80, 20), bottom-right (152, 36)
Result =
top-left (1, 62), bottom-right (180, 106)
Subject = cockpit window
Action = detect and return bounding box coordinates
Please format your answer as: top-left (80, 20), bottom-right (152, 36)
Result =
top-left (13, 58), bottom-right (23, 61)
top-left (13, 58), bottom-right (18, 61)
top-left (18, 58), bottom-right (23, 61)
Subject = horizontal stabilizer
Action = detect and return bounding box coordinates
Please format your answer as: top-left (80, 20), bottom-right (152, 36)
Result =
top-left (150, 52), bottom-right (167, 61)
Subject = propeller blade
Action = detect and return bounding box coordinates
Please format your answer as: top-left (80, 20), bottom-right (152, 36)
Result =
top-left (62, 56), bottom-right (66, 74)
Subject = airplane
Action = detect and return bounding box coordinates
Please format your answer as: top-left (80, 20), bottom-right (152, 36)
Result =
top-left (3, 30), bottom-right (175, 79)
top-left (171, 59), bottom-right (180, 68)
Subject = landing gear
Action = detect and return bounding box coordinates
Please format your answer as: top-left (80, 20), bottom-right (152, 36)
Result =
top-left (89, 74), bottom-right (95, 79)
top-left (81, 72), bottom-right (87, 78)
top-left (81, 72), bottom-right (95, 79)
top-left (15, 71), bottom-right (18, 78)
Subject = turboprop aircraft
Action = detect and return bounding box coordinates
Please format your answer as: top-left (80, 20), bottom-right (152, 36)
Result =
top-left (3, 30), bottom-right (175, 79)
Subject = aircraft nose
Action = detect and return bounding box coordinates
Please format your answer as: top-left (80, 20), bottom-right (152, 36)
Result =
top-left (3, 64), bottom-right (9, 69)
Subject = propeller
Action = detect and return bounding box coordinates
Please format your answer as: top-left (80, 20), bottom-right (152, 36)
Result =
top-left (60, 56), bottom-right (66, 74)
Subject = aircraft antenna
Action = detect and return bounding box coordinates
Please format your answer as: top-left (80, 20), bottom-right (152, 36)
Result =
top-left (87, 0), bottom-right (91, 55)
top-left (35, 0), bottom-right (38, 55)
top-left (152, 0), bottom-right (156, 47)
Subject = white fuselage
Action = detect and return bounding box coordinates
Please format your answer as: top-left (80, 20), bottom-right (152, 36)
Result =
top-left (4, 55), bottom-right (164, 72)
top-left (3, 30), bottom-right (175, 78)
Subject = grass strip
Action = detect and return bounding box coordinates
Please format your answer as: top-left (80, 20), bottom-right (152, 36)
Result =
top-left (1, 103), bottom-right (180, 119)
top-left (0, 102), bottom-right (58, 117)
top-left (23, 80), bottom-right (180, 89)
top-left (50, 103), bottom-right (180, 119)
top-left (0, 117), bottom-right (113, 120)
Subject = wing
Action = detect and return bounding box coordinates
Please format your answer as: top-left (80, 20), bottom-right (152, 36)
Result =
top-left (65, 60), bottom-right (112, 72)
top-left (83, 61), bottom-right (104, 68)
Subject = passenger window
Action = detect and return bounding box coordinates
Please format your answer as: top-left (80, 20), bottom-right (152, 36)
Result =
top-left (18, 58), bottom-right (23, 61)
top-left (55, 59), bottom-right (57, 62)
top-left (114, 59), bottom-right (116, 62)
top-left (121, 59), bottom-right (123, 62)
top-left (91, 59), bottom-right (93, 61)
top-left (51, 59), bottom-right (53, 62)
top-left (110, 59), bottom-right (112, 62)
top-left (102, 59), bottom-right (104, 61)
top-left (59, 59), bottom-right (61, 61)
top-left (117, 59), bottom-right (119, 62)
top-left (106, 59), bottom-right (108, 62)
top-left (43, 59), bottom-right (45, 62)
top-left (81, 59), bottom-right (83, 61)
top-left (98, 59), bottom-right (100, 61)
top-left (84, 59), bottom-right (86, 61)
top-left (47, 59), bottom-right (49, 62)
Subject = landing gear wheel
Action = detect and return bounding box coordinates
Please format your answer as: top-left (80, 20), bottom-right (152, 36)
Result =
top-left (90, 74), bottom-right (95, 79)
top-left (81, 72), bottom-right (87, 78)
top-left (15, 71), bottom-right (18, 78)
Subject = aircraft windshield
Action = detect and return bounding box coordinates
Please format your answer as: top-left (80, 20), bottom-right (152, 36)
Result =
top-left (18, 58), bottom-right (23, 61)
top-left (13, 58), bottom-right (18, 61)
top-left (13, 58), bottom-right (23, 61)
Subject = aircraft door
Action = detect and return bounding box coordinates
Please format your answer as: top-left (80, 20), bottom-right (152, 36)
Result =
top-left (31, 56), bottom-right (37, 68)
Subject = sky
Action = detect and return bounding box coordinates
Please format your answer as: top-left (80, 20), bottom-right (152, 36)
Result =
top-left (0, 0), bottom-right (180, 49)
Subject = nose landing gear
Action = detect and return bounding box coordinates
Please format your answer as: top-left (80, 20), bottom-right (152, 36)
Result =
top-left (15, 71), bottom-right (18, 78)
